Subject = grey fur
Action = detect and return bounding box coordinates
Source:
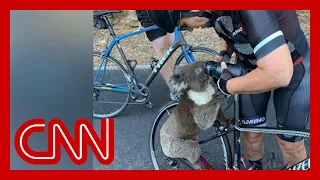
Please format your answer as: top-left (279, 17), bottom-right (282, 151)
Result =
top-left (161, 61), bottom-right (231, 170)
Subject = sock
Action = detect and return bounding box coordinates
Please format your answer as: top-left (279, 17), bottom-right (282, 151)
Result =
top-left (248, 158), bottom-right (263, 170)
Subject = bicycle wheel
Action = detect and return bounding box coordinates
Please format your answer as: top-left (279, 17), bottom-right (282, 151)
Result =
top-left (150, 100), bottom-right (233, 170)
top-left (175, 46), bottom-right (234, 112)
top-left (175, 46), bottom-right (218, 67)
top-left (93, 53), bottom-right (131, 118)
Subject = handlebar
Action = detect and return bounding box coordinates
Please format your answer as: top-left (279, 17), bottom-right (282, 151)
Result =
top-left (204, 61), bottom-right (249, 77)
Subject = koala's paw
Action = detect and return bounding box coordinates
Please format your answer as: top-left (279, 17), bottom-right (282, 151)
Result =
top-left (214, 116), bottom-right (232, 127)
top-left (219, 117), bottom-right (232, 126)
top-left (213, 91), bottom-right (227, 103)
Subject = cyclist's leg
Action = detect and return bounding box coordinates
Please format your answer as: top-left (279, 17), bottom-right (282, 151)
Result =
top-left (150, 34), bottom-right (176, 85)
top-left (235, 58), bottom-right (271, 169)
top-left (274, 49), bottom-right (310, 167)
top-left (136, 10), bottom-right (176, 85)
top-left (240, 91), bottom-right (271, 169)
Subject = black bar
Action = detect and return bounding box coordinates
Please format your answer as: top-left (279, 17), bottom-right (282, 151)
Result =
top-left (233, 94), bottom-right (242, 169)
top-left (199, 128), bottom-right (235, 144)
top-left (103, 16), bottom-right (116, 37)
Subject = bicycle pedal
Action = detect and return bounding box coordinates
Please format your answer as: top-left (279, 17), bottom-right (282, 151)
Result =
top-left (149, 57), bottom-right (159, 70)
top-left (128, 60), bottom-right (137, 71)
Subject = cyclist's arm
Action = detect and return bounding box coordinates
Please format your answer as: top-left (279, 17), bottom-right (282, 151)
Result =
top-left (226, 10), bottom-right (293, 94)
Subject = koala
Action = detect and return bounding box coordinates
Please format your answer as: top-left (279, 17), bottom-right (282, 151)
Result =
top-left (160, 61), bottom-right (231, 170)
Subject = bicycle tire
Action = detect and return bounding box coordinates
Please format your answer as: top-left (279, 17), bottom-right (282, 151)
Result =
top-left (93, 54), bottom-right (131, 118)
top-left (174, 46), bottom-right (234, 112)
top-left (150, 100), bottom-right (233, 170)
top-left (175, 46), bottom-right (218, 67)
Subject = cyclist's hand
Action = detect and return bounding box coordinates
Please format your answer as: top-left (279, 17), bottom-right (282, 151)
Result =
top-left (215, 50), bottom-right (231, 63)
top-left (217, 62), bottom-right (233, 96)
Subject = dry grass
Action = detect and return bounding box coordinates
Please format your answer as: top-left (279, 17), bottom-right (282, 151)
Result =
top-left (93, 10), bottom-right (310, 66)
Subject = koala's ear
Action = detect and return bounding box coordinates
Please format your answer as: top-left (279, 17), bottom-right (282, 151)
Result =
top-left (168, 73), bottom-right (188, 95)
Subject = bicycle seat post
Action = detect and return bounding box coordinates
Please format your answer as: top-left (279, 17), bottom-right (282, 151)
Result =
top-left (173, 27), bottom-right (186, 45)
top-left (101, 14), bottom-right (141, 96)
top-left (175, 28), bottom-right (194, 64)
top-left (102, 16), bottom-right (117, 38)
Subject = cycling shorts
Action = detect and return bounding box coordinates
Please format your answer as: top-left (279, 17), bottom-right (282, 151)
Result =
top-left (135, 10), bottom-right (167, 41)
top-left (238, 49), bottom-right (310, 142)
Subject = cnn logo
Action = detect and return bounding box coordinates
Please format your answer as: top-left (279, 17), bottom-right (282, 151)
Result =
top-left (14, 118), bottom-right (114, 165)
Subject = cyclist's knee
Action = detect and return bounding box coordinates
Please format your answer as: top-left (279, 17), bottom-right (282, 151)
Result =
top-left (244, 132), bottom-right (264, 144)
top-left (151, 36), bottom-right (172, 55)
top-left (277, 137), bottom-right (305, 155)
top-left (165, 33), bottom-right (175, 43)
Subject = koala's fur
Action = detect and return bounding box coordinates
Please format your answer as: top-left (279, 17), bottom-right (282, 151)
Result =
top-left (160, 61), bottom-right (231, 170)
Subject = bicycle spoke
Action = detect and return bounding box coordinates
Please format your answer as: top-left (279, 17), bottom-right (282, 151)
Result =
top-left (165, 109), bottom-right (171, 116)
top-left (93, 55), bottom-right (130, 118)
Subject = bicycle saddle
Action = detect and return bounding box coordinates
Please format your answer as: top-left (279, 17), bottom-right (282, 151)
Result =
top-left (93, 10), bottom-right (121, 17)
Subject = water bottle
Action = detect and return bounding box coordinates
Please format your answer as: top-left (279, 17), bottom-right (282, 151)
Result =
top-left (204, 61), bottom-right (248, 77)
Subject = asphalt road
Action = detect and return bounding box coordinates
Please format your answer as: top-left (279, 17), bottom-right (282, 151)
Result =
top-left (93, 67), bottom-right (310, 170)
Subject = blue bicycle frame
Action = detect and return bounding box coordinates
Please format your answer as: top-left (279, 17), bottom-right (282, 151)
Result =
top-left (93, 22), bottom-right (196, 94)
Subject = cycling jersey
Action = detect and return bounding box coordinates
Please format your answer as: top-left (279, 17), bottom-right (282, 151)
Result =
top-left (212, 10), bottom-right (310, 142)
top-left (212, 10), bottom-right (309, 67)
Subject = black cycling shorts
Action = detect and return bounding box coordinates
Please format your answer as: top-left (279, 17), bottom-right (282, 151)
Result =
top-left (238, 49), bottom-right (310, 142)
top-left (135, 10), bottom-right (168, 41)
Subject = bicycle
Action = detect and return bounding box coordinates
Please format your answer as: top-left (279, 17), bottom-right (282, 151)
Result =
top-left (150, 61), bottom-right (310, 170)
top-left (93, 10), bottom-right (219, 118)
